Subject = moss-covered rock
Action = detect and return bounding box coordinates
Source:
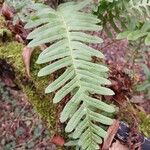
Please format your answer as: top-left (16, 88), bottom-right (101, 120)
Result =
top-left (0, 41), bottom-right (56, 130)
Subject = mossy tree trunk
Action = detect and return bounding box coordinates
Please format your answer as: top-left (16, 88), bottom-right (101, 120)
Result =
top-left (0, 15), bottom-right (56, 130)
top-left (0, 40), bottom-right (56, 128)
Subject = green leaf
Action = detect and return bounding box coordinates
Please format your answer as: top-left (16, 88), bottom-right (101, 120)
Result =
top-left (89, 110), bottom-right (113, 125)
top-left (60, 88), bottom-right (83, 122)
top-left (127, 30), bottom-right (148, 41)
top-left (53, 77), bottom-right (78, 103)
top-left (137, 81), bottom-right (150, 91)
top-left (84, 95), bottom-right (115, 113)
top-left (73, 119), bottom-right (88, 139)
top-left (70, 32), bottom-right (103, 43)
top-left (45, 68), bottom-right (74, 93)
top-left (25, 18), bottom-right (52, 29)
top-left (81, 82), bottom-right (114, 95)
top-left (65, 105), bottom-right (85, 132)
top-left (38, 57), bottom-right (72, 77)
top-left (116, 31), bottom-right (131, 39)
top-left (145, 33), bottom-right (150, 45)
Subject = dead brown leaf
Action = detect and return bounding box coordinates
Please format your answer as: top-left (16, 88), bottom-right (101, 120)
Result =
top-left (22, 46), bottom-right (34, 77)
top-left (6, 21), bottom-right (30, 43)
top-left (15, 34), bottom-right (25, 43)
top-left (51, 134), bottom-right (65, 147)
top-left (39, 44), bottom-right (47, 51)
top-left (2, 2), bottom-right (13, 20)
top-left (109, 140), bottom-right (129, 150)
top-left (102, 120), bottom-right (120, 150)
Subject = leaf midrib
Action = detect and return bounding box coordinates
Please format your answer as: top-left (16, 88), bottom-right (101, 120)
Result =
top-left (59, 13), bottom-right (97, 148)
top-left (59, 13), bottom-right (81, 84)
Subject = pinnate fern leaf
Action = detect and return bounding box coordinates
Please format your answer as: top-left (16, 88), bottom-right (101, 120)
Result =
top-left (26, 0), bottom-right (115, 149)
top-left (128, 0), bottom-right (150, 18)
top-left (117, 21), bottom-right (150, 45)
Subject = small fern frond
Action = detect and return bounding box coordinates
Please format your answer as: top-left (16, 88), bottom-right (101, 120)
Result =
top-left (95, 0), bottom-right (128, 36)
top-left (136, 64), bottom-right (150, 98)
top-left (26, 0), bottom-right (115, 149)
top-left (96, 0), bottom-right (150, 37)
top-left (128, 0), bottom-right (150, 18)
top-left (117, 21), bottom-right (150, 45)
top-left (6, 0), bottom-right (35, 24)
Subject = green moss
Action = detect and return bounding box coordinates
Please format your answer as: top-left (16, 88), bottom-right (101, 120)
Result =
top-left (0, 16), bottom-right (5, 28)
top-left (30, 49), bottom-right (53, 94)
top-left (0, 41), bottom-right (56, 130)
top-left (0, 28), bottom-right (11, 37)
top-left (0, 16), bottom-right (12, 42)
top-left (138, 112), bottom-right (150, 137)
top-left (23, 85), bottom-right (55, 129)
top-left (119, 104), bottom-right (150, 137)
top-left (0, 41), bottom-right (24, 72)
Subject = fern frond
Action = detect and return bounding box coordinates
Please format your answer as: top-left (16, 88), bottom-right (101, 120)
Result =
top-left (136, 64), bottom-right (150, 98)
top-left (26, 0), bottom-right (115, 149)
top-left (95, 0), bottom-right (150, 45)
top-left (117, 21), bottom-right (150, 45)
top-left (128, 0), bottom-right (150, 18)
top-left (96, 0), bottom-right (150, 37)
top-left (95, 0), bottom-right (128, 36)
top-left (6, 0), bottom-right (35, 24)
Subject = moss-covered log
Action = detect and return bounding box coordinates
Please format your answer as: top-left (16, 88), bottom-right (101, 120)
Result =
top-left (0, 16), bottom-right (56, 131)
top-left (0, 41), bottom-right (56, 128)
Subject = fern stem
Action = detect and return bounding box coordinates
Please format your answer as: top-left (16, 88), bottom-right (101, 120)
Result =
top-left (58, 13), bottom-right (80, 83)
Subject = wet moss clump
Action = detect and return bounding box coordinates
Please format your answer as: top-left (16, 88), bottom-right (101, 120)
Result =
top-left (0, 16), bottom-right (12, 42)
top-left (0, 16), bottom-right (5, 28)
top-left (23, 86), bottom-right (55, 129)
top-left (0, 41), bottom-right (24, 71)
top-left (0, 41), bottom-right (56, 130)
